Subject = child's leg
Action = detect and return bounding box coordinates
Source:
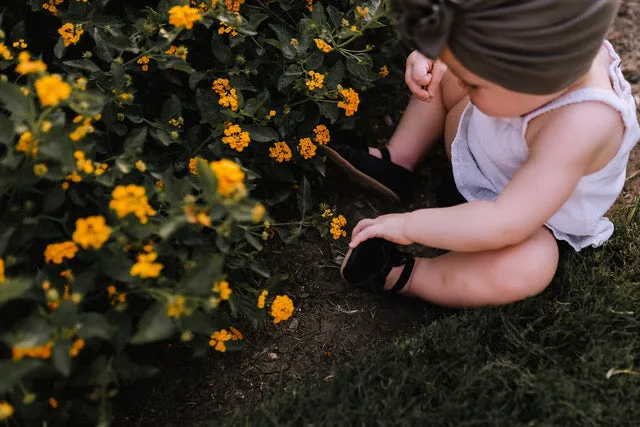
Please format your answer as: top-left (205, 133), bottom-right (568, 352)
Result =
top-left (370, 71), bottom-right (468, 170)
top-left (386, 227), bottom-right (559, 307)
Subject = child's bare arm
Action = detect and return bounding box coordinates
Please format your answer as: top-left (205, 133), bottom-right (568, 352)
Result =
top-left (350, 102), bottom-right (620, 251)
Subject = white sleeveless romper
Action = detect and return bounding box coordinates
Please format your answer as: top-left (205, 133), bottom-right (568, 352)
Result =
top-left (451, 41), bottom-right (640, 252)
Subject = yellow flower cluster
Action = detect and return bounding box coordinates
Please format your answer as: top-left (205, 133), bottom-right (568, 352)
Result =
top-left (0, 43), bottom-right (13, 60)
top-left (15, 51), bottom-right (47, 75)
top-left (218, 22), bottom-right (238, 37)
top-left (257, 289), bottom-right (268, 308)
top-left (76, 77), bottom-right (88, 90)
top-left (212, 280), bottom-right (232, 300)
top-left (137, 55), bottom-right (150, 71)
top-left (337, 87), bottom-right (360, 116)
top-left (298, 137), bottom-right (317, 160)
top-left (136, 160), bottom-right (147, 172)
top-left (69, 339), bottom-right (85, 357)
top-left (166, 45), bottom-right (189, 61)
top-left (313, 124), bottom-right (330, 145)
top-left (269, 141), bottom-right (292, 163)
top-left (12, 341), bottom-right (54, 361)
top-left (209, 327), bottom-right (242, 352)
top-left (306, 0), bottom-right (313, 12)
top-left (356, 6), bottom-right (369, 17)
top-left (379, 65), bottom-right (389, 77)
top-left (225, 0), bottom-right (245, 13)
top-left (16, 131), bottom-right (38, 157)
top-left (192, 0), bottom-right (209, 13)
top-left (167, 295), bottom-right (186, 318)
top-left (290, 38), bottom-right (299, 48)
top-left (0, 258), bottom-right (4, 283)
top-left (252, 203), bottom-right (266, 222)
top-left (169, 117), bottom-right (184, 127)
top-left (42, 0), bottom-right (64, 15)
top-left (314, 38), bottom-right (332, 53)
top-left (0, 402), bottom-right (13, 421)
top-left (305, 71), bottom-right (325, 91)
top-left (268, 110), bottom-right (276, 118)
top-left (44, 241), bottom-right (78, 264)
top-left (110, 185), bottom-right (156, 224)
top-left (35, 74), bottom-right (72, 107)
top-left (321, 208), bottom-right (333, 218)
top-left (184, 204), bottom-right (212, 227)
top-left (130, 252), bottom-right (163, 278)
top-left (189, 157), bottom-right (202, 175)
top-left (210, 159), bottom-right (246, 198)
top-left (58, 23), bottom-right (84, 46)
top-left (108, 285), bottom-right (127, 306)
top-left (74, 151), bottom-right (95, 173)
top-left (221, 123), bottom-right (250, 152)
top-left (72, 216), bottom-right (112, 249)
top-left (330, 215), bottom-right (347, 239)
top-left (33, 163), bottom-right (48, 176)
top-left (13, 39), bottom-right (27, 49)
top-left (270, 295), bottom-right (294, 324)
top-left (169, 5), bottom-right (203, 29)
top-left (212, 78), bottom-right (239, 111)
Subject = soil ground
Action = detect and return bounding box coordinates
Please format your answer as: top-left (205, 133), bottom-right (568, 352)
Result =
top-left (115, 2), bottom-right (640, 425)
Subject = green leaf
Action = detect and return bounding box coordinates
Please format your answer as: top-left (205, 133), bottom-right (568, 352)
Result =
top-left (100, 250), bottom-right (135, 283)
top-left (182, 312), bottom-right (215, 335)
top-left (161, 95), bottom-right (182, 122)
top-left (267, 24), bottom-right (296, 59)
top-left (197, 158), bottom-right (219, 204)
top-left (0, 277), bottom-right (30, 305)
top-left (196, 89), bottom-right (221, 123)
top-left (297, 175), bottom-right (312, 228)
top-left (157, 216), bottom-right (188, 240)
top-left (78, 313), bottom-right (115, 341)
top-left (182, 254), bottom-right (224, 296)
top-left (39, 134), bottom-right (75, 171)
top-left (317, 100), bottom-right (339, 124)
top-left (63, 59), bottom-right (102, 74)
top-left (0, 227), bottom-right (15, 255)
top-left (0, 114), bottom-right (15, 144)
top-left (130, 302), bottom-right (176, 344)
top-left (311, 2), bottom-right (327, 26)
top-left (52, 341), bottom-right (72, 377)
top-left (43, 185), bottom-right (66, 212)
top-left (325, 60), bottom-right (345, 89)
top-left (123, 126), bottom-right (148, 155)
top-left (244, 231), bottom-right (264, 251)
top-left (242, 90), bottom-right (269, 116)
top-left (243, 125), bottom-right (279, 142)
top-left (54, 38), bottom-right (66, 59)
top-left (327, 5), bottom-right (344, 28)
top-left (51, 300), bottom-right (79, 329)
top-left (0, 82), bottom-right (33, 117)
top-left (210, 33), bottom-right (232, 64)
top-left (277, 73), bottom-right (298, 92)
top-left (0, 360), bottom-right (43, 394)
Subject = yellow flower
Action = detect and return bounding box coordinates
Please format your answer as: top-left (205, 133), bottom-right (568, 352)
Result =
top-left (58, 23), bottom-right (84, 46)
top-left (137, 55), bottom-right (150, 71)
top-left (0, 43), bottom-right (13, 61)
top-left (49, 398), bottom-right (58, 408)
top-left (76, 77), bottom-right (88, 90)
top-left (33, 163), bottom-right (48, 176)
top-left (15, 51), bottom-right (47, 74)
top-left (356, 6), bottom-right (369, 17)
top-left (156, 180), bottom-right (164, 190)
top-left (257, 289), bottom-right (268, 308)
top-left (268, 110), bottom-right (276, 118)
top-left (224, 0), bottom-right (245, 13)
top-left (218, 22), bottom-right (238, 37)
top-left (314, 38), bottom-right (332, 53)
top-left (35, 74), bottom-right (72, 107)
top-left (0, 258), bottom-right (5, 283)
top-left (270, 295), bottom-right (294, 324)
top-left (379, 65), bottom-right (389, 77)
top-left (252, 203), bottom-right (266, 223)
top-left (212, 78), bottom-right (239, 111)
top-left (16, 131), bottom-right (39, 157)
top-left (313, 124), bottom-right (330, 145)
top-left (12, 342), bottom-right (54, 361)
top-left (305, 70), bottom-right (325, 91)
top-left (44, 241), bottom-right (78, 264)
top-left (166, 295), bottom-right (186, 318)
top-left (298, 137), bottom-right (317, 160)
top-left (0, 402), bottom-right (14, 421)
top-left (290, 38), bottom-right (299, 48)
top-left (165, 45), bottom-right (189, 61)
top-left (42, 0), bottom-right (64, 15)
top-left (169, 117), bottom-right (184, 127)
top-left (12, 39), bottom-right (28, 49)
top-left (221, 123), bottom-right (250, 152)
top-left (306, 0), bottom-right (313, 12)
top-left (209, 159), bottom-right (246, 198)
top-left (269, 141), bottom-right (292, 163)
top-left (72, 216), bottom-right (112, 249)
top-left (321, 208), bottom-right (333, 218)
top-left (41, 121), bottom-right (53, 132)
top-left (130, 251), bottom-right (163, 278)
top-left (135, 160), bottom-right (147, 172)
top-left (209, 329), bottom-right (232, 352)
top-left (74, 150), bottom-right (95, 173)
top-left (69, 339), bottom-right (85, 357)
top-left (330, 215), bottom-right (347, 239)
top-left (168, 5), bottom-right (203, 30)
top-left (212, 281), bottom-right (232, 300)
top-left (110, 185), bottom-right (156, 224)
top-left (189, 157), bottom-right (202, 175)
top-left (337, 87), bottom-right (360, 117)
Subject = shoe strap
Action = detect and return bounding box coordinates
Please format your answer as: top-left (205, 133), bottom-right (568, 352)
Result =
top-left (387, 257), bottom-right (415, 294)
top-left (379, 146), bottom-right (391, 162)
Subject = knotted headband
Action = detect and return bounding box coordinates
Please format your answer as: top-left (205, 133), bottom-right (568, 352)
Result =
top-left (390, 0), bottom-right (621, 94)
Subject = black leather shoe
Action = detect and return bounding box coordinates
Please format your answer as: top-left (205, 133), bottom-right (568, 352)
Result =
top-left (340, 238), bottom-right (415, 294)
top-left (320, 144), bottom-right (415, 203)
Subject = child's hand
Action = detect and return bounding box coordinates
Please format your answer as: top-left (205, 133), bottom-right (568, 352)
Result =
top-left (349, 213), bottom-right (413, 248)
top-left (405, 50), bottom-right (447, 102)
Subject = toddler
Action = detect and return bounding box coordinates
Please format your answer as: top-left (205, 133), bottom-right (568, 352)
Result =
top-left (323, 0), bottom-right (640, 307)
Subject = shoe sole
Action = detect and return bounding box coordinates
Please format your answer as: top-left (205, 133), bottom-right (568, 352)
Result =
top-left (320, 145), bottom-right (401, 203)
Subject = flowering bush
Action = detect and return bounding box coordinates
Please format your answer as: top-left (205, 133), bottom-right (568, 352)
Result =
top-left (0, 0), bottom-right (405, 424)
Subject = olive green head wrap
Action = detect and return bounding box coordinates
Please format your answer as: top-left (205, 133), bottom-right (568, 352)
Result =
top-left (390, 0), bottom-right (621, 94)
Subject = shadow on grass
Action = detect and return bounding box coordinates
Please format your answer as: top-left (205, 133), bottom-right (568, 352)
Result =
top-left (224, 201), bottom-right (640, 427)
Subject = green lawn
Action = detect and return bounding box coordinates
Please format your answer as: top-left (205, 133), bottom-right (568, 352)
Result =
top-left (225, 200), bottom-right (640, 426)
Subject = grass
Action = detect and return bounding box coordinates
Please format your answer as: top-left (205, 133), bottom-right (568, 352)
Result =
top-left (224, 200), bottom-right (640, 427)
